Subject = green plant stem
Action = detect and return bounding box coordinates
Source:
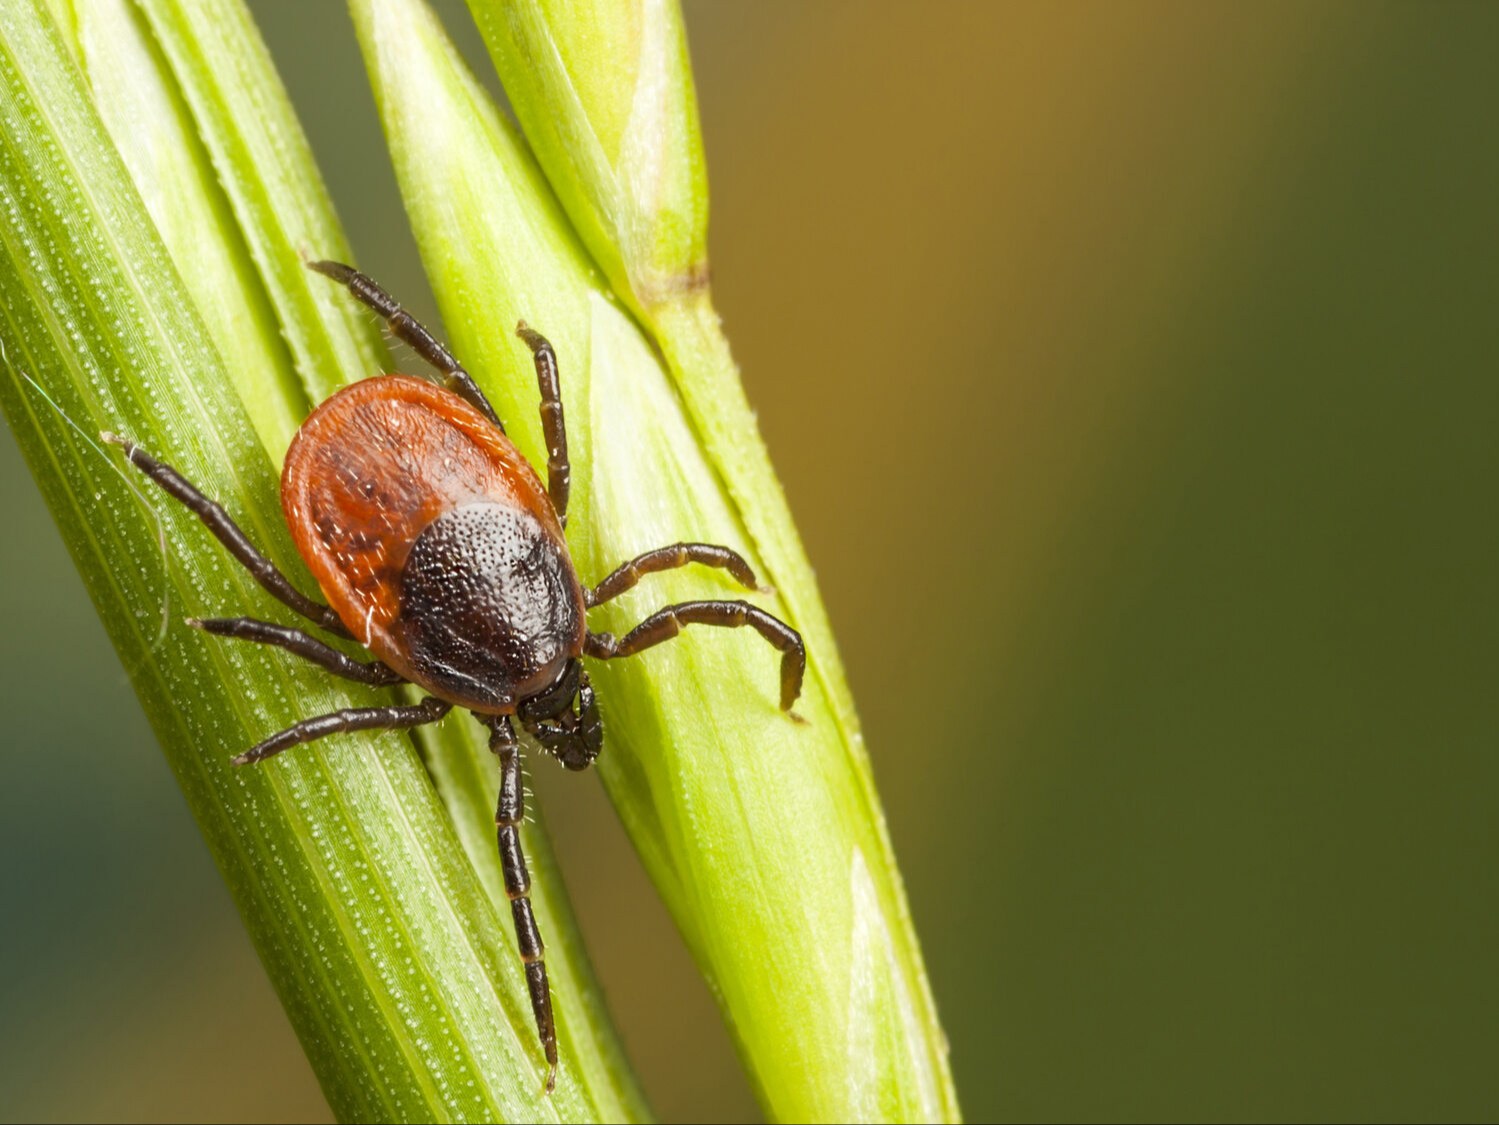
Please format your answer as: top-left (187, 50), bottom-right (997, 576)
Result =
top-left (363, 1), bottom-right (959, 1119)
top-left (0, 0), bottom-right (647, 1118)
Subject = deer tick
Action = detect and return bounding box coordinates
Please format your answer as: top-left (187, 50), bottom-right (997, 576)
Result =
top-left (105, 261), bottom-right (806, 1093)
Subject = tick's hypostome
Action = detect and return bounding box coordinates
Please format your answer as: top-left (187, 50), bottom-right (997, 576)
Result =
top-left (109, 260), bottom-right (807, 1095)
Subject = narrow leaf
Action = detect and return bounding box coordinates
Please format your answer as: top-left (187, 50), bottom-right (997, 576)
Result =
top-left (464, 0), bottom-right (707, 313)
top-left (134, 0), bottom-right (383, 407)
top-left (355, 0), bottom-right (958, 1119)
top-left (71, 0), bottom-right (303, 451)
top-left (0, 0), bottom-right (648, 1118)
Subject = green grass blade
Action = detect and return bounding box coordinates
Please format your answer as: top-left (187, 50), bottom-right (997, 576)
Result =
top-left (132, 0), bottom-right (383, 408)
top-left (355, 1), bottom-right (957, 1119)
top-left (110, 1), bottom-right (649, 1115)
top-left (470, 3), bottom-right (958, 1118)
top-left (461, 0), bottom-right (707, 314)
top-left (0, 0), bottom-right (647, 1118)
top-left (69, 0), bottom-right (303, 453)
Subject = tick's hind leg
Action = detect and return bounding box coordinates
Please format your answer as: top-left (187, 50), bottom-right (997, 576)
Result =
top-left (586, 542), bottom-right (763, 607)
top-left (232, 697), bottom-right (452, 765)
top-left (586, 600), bottom-right (806, 711)
top-left (103, 434), bottom-right (349, 638)
top-left (307, 260), bottom-right (504, 431)
top-left (480, 715), bottom-right (558, 1093)
top-left (190, 617), bottom-right (404, 686)
top-left (515, 323), bottom-right (570, 526)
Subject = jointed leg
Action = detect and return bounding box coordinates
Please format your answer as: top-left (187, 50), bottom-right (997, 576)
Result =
top-left (520, 668), bottom-right (602, 772)
top-left (232, 697), bottom-right (451, 765)
top-left (586, 600), bottom-right (806, 711)
top-left (515, 323), bottom-right (570, 526)
top-left (586, 543), bottom-right (762, 607)
top-left (308, 260), bottom-right (504, 431)
top-left (480, 715), bottom-right (558, 1093)
top-left (190, 616), bottom-right (404, 686)
top-left (102, 434), bottom-right (350, 638)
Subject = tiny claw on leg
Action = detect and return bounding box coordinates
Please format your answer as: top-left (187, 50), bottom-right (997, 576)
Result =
top-left (543, 1062), bottom-right (557, 1096)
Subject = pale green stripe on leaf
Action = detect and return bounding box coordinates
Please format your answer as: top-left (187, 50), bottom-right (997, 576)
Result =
top-left (135, 0), bottom-right (385, 408)
top-left (70, 0), bottom-right (305, 452)
top-left (464, 0), bottom-right (708, 312)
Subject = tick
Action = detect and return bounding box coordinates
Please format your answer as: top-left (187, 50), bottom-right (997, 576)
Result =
top-left (105, 261), bottom-right (805, 1093)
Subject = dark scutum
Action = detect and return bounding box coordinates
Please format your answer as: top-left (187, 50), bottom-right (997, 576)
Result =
top-left (397, 502), bottom-right (582, 712)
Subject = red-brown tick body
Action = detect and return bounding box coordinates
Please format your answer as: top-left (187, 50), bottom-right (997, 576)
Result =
top-left (108, 260), bottom-right (807, 1096)
top-left (282, 375), bottom-right (586, 715)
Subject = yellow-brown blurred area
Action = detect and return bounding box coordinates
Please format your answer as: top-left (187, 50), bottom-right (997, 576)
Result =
top-left (3, 2), bottom-right (1495, 1120)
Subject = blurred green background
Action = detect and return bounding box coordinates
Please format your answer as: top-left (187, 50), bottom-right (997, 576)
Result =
top-left (3, 2), bottom-right (1496, 1121)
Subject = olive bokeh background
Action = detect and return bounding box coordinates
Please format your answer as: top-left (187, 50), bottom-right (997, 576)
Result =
top-left (3, 2), bottom-right (1496, 1121)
